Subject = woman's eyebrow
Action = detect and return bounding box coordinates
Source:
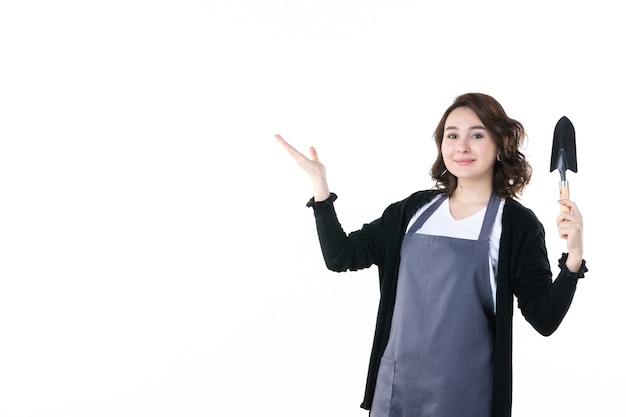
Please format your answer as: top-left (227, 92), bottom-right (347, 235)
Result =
top-left (445, 125), bottom-right (486, 130)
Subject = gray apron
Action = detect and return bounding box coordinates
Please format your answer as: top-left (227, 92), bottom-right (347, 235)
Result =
top-left (371, 193), bottom-right (500, 417)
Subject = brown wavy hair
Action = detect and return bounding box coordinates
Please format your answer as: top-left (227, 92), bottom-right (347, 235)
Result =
top-left (430, 92), bottom-right (532, 198)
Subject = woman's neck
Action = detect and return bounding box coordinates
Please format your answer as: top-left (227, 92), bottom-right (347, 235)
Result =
top-left (448, 183), bottom-right (494, 220)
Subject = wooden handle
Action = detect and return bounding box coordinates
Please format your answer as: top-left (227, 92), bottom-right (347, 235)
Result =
top-left (559, 183), bottom-right (570, 212)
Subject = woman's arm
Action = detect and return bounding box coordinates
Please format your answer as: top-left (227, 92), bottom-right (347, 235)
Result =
top-left (276, 134), bottom-right (380, 272)
top-left (512, 203), bottom-right (586, 336)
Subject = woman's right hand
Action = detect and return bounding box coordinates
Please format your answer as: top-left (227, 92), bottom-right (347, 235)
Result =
top-left (275, 134), bottom-right (331, 201)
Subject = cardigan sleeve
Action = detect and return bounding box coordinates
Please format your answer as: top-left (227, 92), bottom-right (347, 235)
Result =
top-left (509, 205), bottom-right (587, 336)
top-left (307, 193), bottom-right (383, 272)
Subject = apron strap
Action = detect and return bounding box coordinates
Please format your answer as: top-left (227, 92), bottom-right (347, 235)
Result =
top-left (478, 192), bottom-right (501, 241)
top-left (407, 194), bottom-right (446, 234)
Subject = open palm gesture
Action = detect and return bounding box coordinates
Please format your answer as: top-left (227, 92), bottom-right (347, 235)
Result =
top-left (275, 134), bottom-right (330, 201)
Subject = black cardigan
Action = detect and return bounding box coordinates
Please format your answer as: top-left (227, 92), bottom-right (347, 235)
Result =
top-left (308, 190), bottom-right (586, 417)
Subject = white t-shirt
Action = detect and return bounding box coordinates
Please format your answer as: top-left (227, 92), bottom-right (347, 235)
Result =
top-left (406, 194), bottom-right (504, 313)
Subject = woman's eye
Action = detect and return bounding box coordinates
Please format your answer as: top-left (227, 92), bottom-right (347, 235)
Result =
top-left (447, 134), bottom-right (457, 139)
top-left (472, 133), bottom-right (483, 139)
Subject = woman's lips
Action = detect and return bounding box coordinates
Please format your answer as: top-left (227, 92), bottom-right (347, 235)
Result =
top-left (455, 158), bottom-right (474, 166)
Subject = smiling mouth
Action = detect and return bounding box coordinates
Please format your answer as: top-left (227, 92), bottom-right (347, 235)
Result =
top-left (455, 159), bottom-right (474, 165)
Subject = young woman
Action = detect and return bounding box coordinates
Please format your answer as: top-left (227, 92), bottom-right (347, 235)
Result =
top-left (275, 92), bottom-right (586, 417)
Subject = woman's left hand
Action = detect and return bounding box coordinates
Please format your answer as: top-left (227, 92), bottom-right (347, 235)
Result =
top-left (557, 199), bottom-right (584, 272)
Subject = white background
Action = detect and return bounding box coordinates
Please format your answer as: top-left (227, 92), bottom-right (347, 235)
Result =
top-left (0, 1), bottom-right (623, 416)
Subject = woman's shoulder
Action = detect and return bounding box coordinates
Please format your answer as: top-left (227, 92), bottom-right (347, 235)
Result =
top-left (503, 197), bottom-right (543, 228)
top-left (382, 189), bottom-right (441, 218)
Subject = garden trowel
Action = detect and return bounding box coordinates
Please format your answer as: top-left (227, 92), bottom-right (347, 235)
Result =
top-left (550, 116), bottom-right (577, 212)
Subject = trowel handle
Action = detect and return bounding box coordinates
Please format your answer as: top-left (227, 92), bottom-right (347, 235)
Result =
top-left (559, 181), bottom-right (570, 212)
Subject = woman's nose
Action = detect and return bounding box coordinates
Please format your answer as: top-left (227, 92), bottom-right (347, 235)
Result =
top-left (457, 137), bottom-right (470, 152)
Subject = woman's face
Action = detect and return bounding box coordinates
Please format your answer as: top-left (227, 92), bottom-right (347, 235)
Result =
top-left (442, 106), bottom-right (498, 186)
